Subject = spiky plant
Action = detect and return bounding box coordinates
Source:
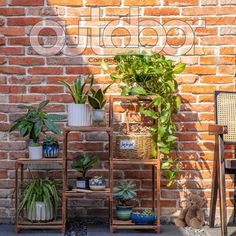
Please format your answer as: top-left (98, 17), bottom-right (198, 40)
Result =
top-left (113, 180), bottom-right (137, 206)
top-left (59, 75), bottom-right (94, 104)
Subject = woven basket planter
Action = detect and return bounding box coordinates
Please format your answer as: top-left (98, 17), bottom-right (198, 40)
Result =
top-left (115, 132), bottom-right (154, 159)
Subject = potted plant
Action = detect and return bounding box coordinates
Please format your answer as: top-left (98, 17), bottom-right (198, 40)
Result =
top-left (113, 180), bottom-right (137, 220)
top-left (111, 51), bottom-right (186, 185)
top-left (59, 75), bottom-right (93, 126)
top-left (18, 179), bottom-right (59, 222)
top-left (131, 209), bottom-right (156, 225)
top-left (88, 84), bottom-right (111, 123)
top-left (89, 176), bottom-right (106, 191)
top-left (43, 135), bottom-right (59, 158)
top-left (71, 155), bottom-right (98, 189)
top-left (9, 100), bottom-right (64, 160)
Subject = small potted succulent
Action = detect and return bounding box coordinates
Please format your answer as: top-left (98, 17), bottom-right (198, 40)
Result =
top-left (89, 176), bottom-right (106, 191)
top-left (19, 178), bottom-right (59, 222)
top-left (131, 209), bottom-right (156, 225)
top-left (9, 100), bottom-right (63, 160)
top-left (59, 75), bottom-right (93, 127)
top-left (88, 84), bottom-right (111, 123)
top-left (71, 155), bottom-right (98, 189)
top-left (43, 135), bottom-right (59, 158)
top-left (113, 180), bottom-right (137, 220)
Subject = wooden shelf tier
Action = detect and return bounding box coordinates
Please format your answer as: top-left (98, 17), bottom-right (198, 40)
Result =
top-left (16, 158), bottom-right (63, 165)
top-left (111, 219), bottom-right (159, 230)
top-left (113, 159), bottom-right (158, 165)
top-left (17, 220), bottom-right (63, 230)
top-left (63, 126), bottom-right (112, 132)
top-left (65, 188), bottom-right (110, 197)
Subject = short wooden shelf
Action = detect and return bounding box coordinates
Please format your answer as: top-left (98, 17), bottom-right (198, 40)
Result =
top-left (16, 158), bottom-right (63, 165)
top-left (112, 219), bottom-right (158, 230)
top-left (65, 188), bottom-right (110, 197)
top-left (17, 220), bottom-right (63, 230)
top-left (113, 159), bottom-right (158, 165)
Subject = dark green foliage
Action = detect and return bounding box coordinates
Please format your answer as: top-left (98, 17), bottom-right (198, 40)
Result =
top-left (18, 179), bottom-right (59, 219)
top-left (71, 155), bottom-right (98, 178)
top-left (43, 135), bottom-right (58, 145)
top-left (110, 51), bottom-right (186, 186)
top-left (9, 100), bottom-right (64, 143)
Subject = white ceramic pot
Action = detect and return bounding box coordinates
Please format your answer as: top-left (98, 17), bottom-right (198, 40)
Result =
top-left (28, 145), bottom-right (43, 160)
top-left (68, 103), bottom-right (91, 126)
top-left (92, 109), bottom-right (105, 122)
top-left (27, 201), bottom-right (53, 222)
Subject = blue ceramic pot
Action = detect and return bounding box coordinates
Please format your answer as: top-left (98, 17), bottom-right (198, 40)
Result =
top-left (43, 144), bottom-right (59, 158)
top-left (131, 212), bottom-right (156, 225)
top-left (89, 177), bottom-right (106, 190)
top-left (116, 206), bottom-right (133, 220)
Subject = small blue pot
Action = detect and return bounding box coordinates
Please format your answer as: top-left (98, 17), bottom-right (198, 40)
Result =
top-left (43, 144), bottom-right (59, 158)
top-left (131, 212), bottom-right (156, 225)
top-left (89, 177), bottom-right (106, 190)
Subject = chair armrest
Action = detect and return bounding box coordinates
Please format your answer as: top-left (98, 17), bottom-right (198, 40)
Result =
top-left (208, 124), bottom-right (228, 135)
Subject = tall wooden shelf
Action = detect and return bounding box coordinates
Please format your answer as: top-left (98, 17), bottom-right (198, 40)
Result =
top-left (109, 96), bottom-right (161, 233)
top-left (15, 158), bottom-right (63, 233)
top-left (62, 126), bottom-right (113, 233)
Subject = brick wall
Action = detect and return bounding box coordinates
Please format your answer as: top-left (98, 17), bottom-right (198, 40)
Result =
top-left (0, 0), bottom-right (236, 223)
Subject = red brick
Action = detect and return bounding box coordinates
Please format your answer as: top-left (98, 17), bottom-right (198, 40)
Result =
top-left (8, 37), bottom-right (30, 46)
top-left (8, 17), bottom-right (42, 26)
top-left (144, 7), bottom-right (179, 15)
top-left (201, 36), bottom-right (236, 45)
top-left (9, 57), bottom-right (45, 66)
top-left (201, 75), bottom-right (234, 84)
top-left (9, 95), bottom-right (46, 103)
top-left (181, 85), bottom-right (216, 94)
top-left (183, 6), bottom-right (236, 15)
top-left (47, 0), bottom-right (83, 5)
top-left (86, 0), bottom-right (120, 5)
top-left (0, 27), bottom-right (25, 36)
top-left (0, 57), bottom-right (6, 65)
top-left (124, 0), bottom-right (159, 5)
top-left (66, 67), bottom-right (101, 74)
top-left (0, 47), bottom-right (24, 55)
top-left (183, 66), bottom-right (216, 75)
top-left (220, 47), bottom-right (236, 55)
top-left (0, 66), bottom-right (25, 75)
top-left (164, 0), bottom-right (198, 5)
top-left (0, 8), bottom-right (25, 15)
top-left (47, 94), bottom-right (73, 103)
top-left (0, 86), bottom-right (25, 93)
top-left (28, 67), bottom-right (63, 75)
top-left (0, 171), bottom-right (7, 178)
top-left (29, 86), bottom-right (64, 93)
top-left (0, 0), bottom-right (5, 6)
top-left (200, 56), bottom-right (236, 65)
top-left (10, 0), bottom-right (44, 5)
top-left (219, 65), bottom-right (235, 75)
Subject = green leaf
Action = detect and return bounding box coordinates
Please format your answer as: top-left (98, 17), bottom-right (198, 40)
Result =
top-left (131, 86), bottom-right (146, 95)
top-left (101, 61), bottom-right (109, 71)
top-left (153, 97), bottom-right (161, 106)
top-left (166, 135), bottom-right (176, 142)
top-left (38, 100), bottom-right (49, 109)
top-left (88, 95), bottom-right (101, 109)
top-left (151, 148), bottom-right (157, 158)
top-left (120, 86), bottom-right (130, 96)
top-left (160, 147), bottom-right (170, 154)
top-left (175, 96), bottom-right (181, 108)
top-left (44, 119), bottom-right (61, 135)
top-left (158, 126), bottom-right (165, 137)
top-left (173, 63), bottom-right (186, 74)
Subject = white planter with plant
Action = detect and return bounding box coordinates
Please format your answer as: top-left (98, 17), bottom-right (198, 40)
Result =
top-left (9, 100), bottom-right (64, 160)
top-left (60, 76), bottom-right (94, 127)
top-left (28, 143), bottom-right (43, 160)
top-left (19, 179), bottom-right (59, 222)
top-left (88, 85), bottom-right (111, 123)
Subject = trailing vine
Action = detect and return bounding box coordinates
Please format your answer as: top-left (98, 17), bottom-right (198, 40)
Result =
top-left (110, 51), bottom-right (186, 185)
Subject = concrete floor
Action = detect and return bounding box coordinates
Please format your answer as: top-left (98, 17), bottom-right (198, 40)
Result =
top-left (1, 224), bottom-right (236, 236)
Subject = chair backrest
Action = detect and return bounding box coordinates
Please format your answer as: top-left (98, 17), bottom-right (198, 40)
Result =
top-left (215, 91), bottom-right (236, 143)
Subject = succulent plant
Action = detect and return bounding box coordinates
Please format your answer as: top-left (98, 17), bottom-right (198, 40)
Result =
top-left (114, 180), bottom-right (137, 206)
top-left (43, 135), bottom-right (58, 146)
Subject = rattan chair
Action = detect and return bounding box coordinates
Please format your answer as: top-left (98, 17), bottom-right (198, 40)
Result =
top-left (209, 91), bottom-right (236, 236)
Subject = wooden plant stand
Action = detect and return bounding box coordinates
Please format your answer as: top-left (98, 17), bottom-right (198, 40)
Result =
top-left (15, 158), bottom-right (63, 233)
top-left (62, 126), bottom-right (113, 233)
top-left (109, 96), bottom-right (161, 233)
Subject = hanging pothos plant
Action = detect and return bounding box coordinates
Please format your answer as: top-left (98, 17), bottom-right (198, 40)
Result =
top-left (110, 51), bottom-right (186, 186)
